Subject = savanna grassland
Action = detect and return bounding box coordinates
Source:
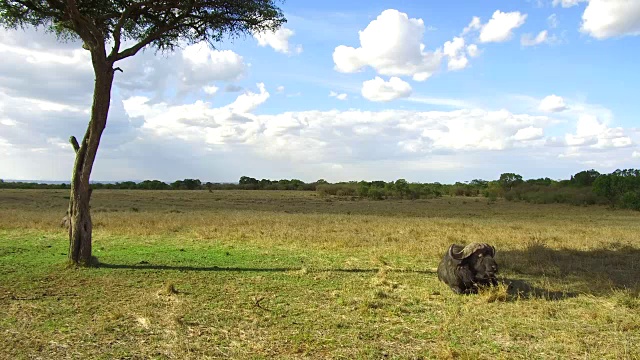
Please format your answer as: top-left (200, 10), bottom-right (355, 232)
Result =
top-left (1, 189), bottom-right (639, 359)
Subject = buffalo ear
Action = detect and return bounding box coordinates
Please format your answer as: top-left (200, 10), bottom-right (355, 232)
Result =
top-left (489, 245), bottom-right (496, 257)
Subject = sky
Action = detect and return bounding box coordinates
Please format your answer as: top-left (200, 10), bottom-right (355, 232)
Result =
top-left (0, 0), bottom-right (639, 184)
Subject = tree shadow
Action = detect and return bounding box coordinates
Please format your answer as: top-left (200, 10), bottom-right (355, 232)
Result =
top-left (500, 278), bottom-right (579, 301)
top-left (497, 242), bottom-right (640, 297)
top-left (98, 262), bottom-right (580, 301)
top-left (97, 262), bottom-right (296, 272)
top-left (96, 262), bottom-right (437, 275)
top-left (96, 243), bottom-right (640, 300)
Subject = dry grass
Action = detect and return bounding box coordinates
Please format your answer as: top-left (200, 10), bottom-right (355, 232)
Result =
top-left (0, 189), bottom-right (639, 359)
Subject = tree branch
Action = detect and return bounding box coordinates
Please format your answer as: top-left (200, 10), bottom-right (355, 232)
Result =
top-left (69, 136), bottom-right (80, 153)
top-left (108, 0), bottom-right (157, 58)
top-left (110, 13), bottom-right (256, 63)
top-left (63, 0), bottom-right (106, 53)
top-left (110, 23), bottom-right (180, 62)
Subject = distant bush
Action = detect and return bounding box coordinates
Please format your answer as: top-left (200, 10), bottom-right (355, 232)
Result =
top-left (367, 187), bottom-right (385, 200)
top-left (504, 184), bottom-right (607, 206)
top-left (620, 191), bottom-right (640, 211)
top-left (316, 184), bottom-right (357, 197)
top-left (315, 181), bottom-right (445, 200)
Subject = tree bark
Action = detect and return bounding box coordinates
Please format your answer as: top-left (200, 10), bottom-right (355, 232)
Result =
top-left (68, 58), bottom-right (115, 266)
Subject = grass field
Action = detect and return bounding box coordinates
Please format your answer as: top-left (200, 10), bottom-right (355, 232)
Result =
top-left (1, 189), bottom-right (639, 359)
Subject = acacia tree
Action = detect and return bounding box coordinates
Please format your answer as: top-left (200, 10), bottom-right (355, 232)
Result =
top-left (498, 172), bottom-right (523, 191)
top-left (0, 0), bottom-right (285, 265)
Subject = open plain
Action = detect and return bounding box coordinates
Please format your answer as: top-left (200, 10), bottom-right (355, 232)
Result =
top-left (1, 189), bottom-right (639, 359)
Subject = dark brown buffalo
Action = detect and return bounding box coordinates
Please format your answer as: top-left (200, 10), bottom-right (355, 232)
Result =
top-left (437, 243), bottom-right (499, 294)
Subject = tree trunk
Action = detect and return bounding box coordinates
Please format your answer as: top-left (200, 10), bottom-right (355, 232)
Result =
top-left (68, 60), bottom-right (115, 266)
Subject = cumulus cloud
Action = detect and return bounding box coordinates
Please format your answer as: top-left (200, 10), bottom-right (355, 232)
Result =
top-left (124, 83), bottom-right (270, 146)
top-left (203, 85), bottom-right (219, 96)
top-left (226, 83), bottom-right (270, 114)
top-left (361, 77), bottom-right (412, 102)
top-left (446, 57), bottom-right (469, 71)
top-left (0, 86), bottom-right (142, 180)
top-left (443, 37), bottom-right (465, 58)
top-left (462, 16), bottom-right (482, 35)
top-left (466, 44), bottom-right (481, 58)
top-left (581, 0), bottom-right (640, 39)
top-left (539, 95), bottom-right (568, 112)
top-left (563, 114), bottom-right (633, 149)
top-left (253, 26), bottom-right (303, 54)
top-left (478, 11), bottom-right (528, 43)
top-left (181, 42), bottom-right (246, 88)
top-left (329, 91), bottom-right (348, 100)
top-left (124, 95), bottom-right (557, 166)
top-left (332, 9), bottom-right (443, 81)
top-left (513, 126), bottom-right (544, 141)
top-left (0, 29), bottom-right (93, 107)
top-left (443, 37), bottom-right (469, 70)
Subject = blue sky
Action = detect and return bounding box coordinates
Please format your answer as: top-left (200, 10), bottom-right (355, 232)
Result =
top-left (0, 0), bottom-right (639, 183)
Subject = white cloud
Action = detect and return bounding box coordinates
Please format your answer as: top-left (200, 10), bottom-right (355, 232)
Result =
top-left (539, 95), bottom-right (568, 112)
top-left (581, 0), bottom-right (640, 39)
top-left (447, 57), bottom-right (469, 71)
top-left (443, 37), bottom-right (465, 58)
top-left (224, 83), bottom-right (270, 114)
top-left (124, 96), bottom-right (557, 165)
top-left (276, 86), bottom-right (285, 93)
top-left (552, 0), bottom-right (586, 8)
top-left (521, 30), bottom-right (549, 46)
top-left (329, 91), bottom-right (348, 100)
top-left (548, 14), bottom-right (559, 29)
top-left (513, 126), bottom-right (544, 141)
top-left (443, 37), bottom-right (469, 71)
top-left (254, 26), bottom-right (303, 54)
top-left (124, 83), bottom-right (269, 146)
top-left (1, 119), bottom-right (18, 126)
top-left (466, 44), bottom-right (481, 58)
top-left (0, 86), bottom-right (140, 180)
top-left (181, 42), bottom-right (246, 89)
top-left (576, 114), bottom-right (607, 137)
top-left (0, 29), bottom-right (93, 106)
top-left (562, 114), bottom-right (633, 150)
top-left (463, 17), bottom-right (482, 35)
top-left (332, 9), bottom-right (443, 81)
top-left (633, 151), bottom-right (640, 158)
top-left (203, 85), bottom-right (219, 95)
top-left (361, 77), bottom-right (412, 102)
top-left (479, 11), bottom-right (528, 43)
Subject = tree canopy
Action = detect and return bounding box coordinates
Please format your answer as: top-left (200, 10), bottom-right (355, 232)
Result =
top-left (0, 0), bottom-right (285, 62)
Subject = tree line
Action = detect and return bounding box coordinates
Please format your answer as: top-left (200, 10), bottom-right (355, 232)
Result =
top-left (1, 169), bottom-right (639, 210)
top-left (0, 177), bottom-right (317, 191)
top-left (480, 169), bottom-right (640, 210)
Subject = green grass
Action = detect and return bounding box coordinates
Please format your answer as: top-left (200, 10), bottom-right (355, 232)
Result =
top-left (1, 189), bottom-right (639, 359)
